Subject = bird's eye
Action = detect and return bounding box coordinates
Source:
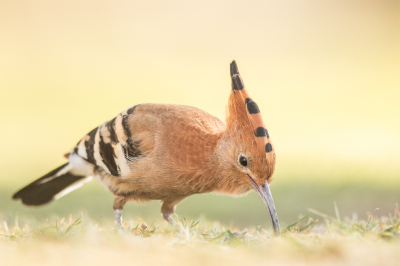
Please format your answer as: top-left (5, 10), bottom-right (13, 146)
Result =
top-left (238, 155), bottom-right (248, 167)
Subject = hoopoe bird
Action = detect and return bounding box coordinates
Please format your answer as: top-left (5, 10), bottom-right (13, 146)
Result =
top-left (13, 61), bottom-right (281, 235)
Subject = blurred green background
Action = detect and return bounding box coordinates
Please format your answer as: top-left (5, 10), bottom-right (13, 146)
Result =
top-left (1, 0), bottom-right (399, 229)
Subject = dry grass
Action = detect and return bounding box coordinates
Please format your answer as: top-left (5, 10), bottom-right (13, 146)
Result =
top-left (1, 205), bottom-right (400, 266)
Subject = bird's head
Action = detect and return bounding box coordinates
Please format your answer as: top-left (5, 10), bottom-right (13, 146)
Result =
top-left (214, 60), bottom-right (280, 235)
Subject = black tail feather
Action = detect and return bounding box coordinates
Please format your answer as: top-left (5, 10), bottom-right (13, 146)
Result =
top-left (12, 163), bottom-right (86, 206)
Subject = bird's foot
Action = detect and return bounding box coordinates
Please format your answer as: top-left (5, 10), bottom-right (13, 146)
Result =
top-left (163, 213), bottom-right (182, 233)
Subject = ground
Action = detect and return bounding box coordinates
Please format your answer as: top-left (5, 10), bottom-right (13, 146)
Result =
top-left (1, 206), bottom-right (399, 266)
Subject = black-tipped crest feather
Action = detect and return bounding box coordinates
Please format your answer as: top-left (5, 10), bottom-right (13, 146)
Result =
top-left (230, 60), bottom-right (239, 76)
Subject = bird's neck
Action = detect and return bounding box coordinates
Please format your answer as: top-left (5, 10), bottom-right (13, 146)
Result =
top-left (192, 126), bottom-right (248, 195)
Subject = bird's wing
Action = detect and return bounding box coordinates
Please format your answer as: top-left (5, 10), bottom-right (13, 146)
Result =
top-left (71, 105), bottom-right (154, 177)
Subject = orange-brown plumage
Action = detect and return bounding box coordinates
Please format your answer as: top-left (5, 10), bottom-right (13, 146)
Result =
top-left (13, 60), bottom-right (281, 235)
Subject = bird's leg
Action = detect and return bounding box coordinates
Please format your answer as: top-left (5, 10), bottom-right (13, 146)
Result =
top-left (163, 212), bottom-right (175, 225)
top-left (114, 208), bottom-right (123, 227)
top-left (161, 199), bottom-right (183, 225)
top-left (161, 201), bottom-right (175, 225)
top-left (113, 196), bottom-right (127, 229)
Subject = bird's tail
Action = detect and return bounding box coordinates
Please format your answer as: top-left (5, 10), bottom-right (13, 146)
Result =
top-left (12, 162), bottom-right (92, 206)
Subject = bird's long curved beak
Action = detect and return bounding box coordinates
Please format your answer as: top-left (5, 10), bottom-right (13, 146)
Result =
top-left (247, 174), bottom-right (281, 236)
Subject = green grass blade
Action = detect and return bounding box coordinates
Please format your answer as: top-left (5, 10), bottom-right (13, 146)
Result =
top-left (283, 214), bottom-right (309, 233)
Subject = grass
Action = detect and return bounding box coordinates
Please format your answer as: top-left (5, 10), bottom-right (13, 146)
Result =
top-left (1, 205), bottom-right (400, 266)
top-left (3, 177), bottom-right (400, 229)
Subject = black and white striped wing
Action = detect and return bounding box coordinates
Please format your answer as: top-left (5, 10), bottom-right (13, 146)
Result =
top-left (72, 105), bottom-right (141, 177)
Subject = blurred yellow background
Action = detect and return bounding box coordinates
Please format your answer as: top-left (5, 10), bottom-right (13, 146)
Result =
top-left (1, 0), bottom-right (399, 227)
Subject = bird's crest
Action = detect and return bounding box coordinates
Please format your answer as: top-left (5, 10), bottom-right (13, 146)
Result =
top-left (226, 60), bottom-right (275, 175)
